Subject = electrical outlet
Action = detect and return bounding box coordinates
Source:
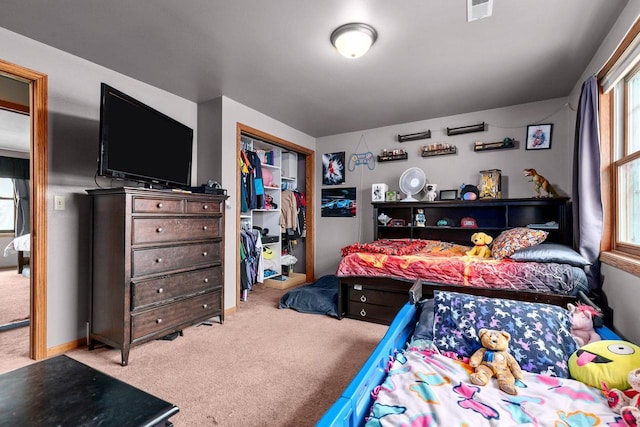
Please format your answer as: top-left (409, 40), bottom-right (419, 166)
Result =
top-left (54, 195), bottom-right (65, 210)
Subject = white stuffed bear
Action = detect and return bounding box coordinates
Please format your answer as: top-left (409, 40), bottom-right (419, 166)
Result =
top-left (425, 184), bottom-right (438, 201)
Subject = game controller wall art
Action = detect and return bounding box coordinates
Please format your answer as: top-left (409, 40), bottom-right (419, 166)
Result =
top-left (322, 151), bottom-right (346, 185)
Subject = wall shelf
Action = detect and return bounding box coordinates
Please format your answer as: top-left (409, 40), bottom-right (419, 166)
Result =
top-left (377, 153), bottom-right (408, 162)
top-left (398, 130), bottom-right (431, 142)
top-left (474, 138), bottom-right (516, 152)
top-left (421, 146), bottom-right (457, 157)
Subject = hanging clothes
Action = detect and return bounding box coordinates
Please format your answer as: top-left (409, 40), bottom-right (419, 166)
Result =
top-left (293, 191), bottom-right (306, 238)
top-left (280, 190), bottom-right (298, 233)
top-left (245, 150), bottom-right (265, 210)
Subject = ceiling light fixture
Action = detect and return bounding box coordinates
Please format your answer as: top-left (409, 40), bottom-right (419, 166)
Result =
top-left (330, 23), bottom-right (377, 59)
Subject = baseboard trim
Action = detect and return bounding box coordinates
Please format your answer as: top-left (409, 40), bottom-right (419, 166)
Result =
top-left (46, 338), bottom-right (84, 357)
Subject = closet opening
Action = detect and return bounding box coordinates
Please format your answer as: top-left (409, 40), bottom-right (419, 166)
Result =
top-left (236, 123), bottom-right (314, 308)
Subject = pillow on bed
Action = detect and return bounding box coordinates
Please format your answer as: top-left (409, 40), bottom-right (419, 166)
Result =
top-left (432, 290), bottom-right (577, 377)
top-left (411, 298), bottom-right (435, 341)
top-left (509, 243), bottom-right (591, 267)
top-left (491, 227), bottom-right (549, 259)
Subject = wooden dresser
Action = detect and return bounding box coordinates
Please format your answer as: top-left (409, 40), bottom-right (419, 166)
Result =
top-left (87, 187), bottom-right (227, 366)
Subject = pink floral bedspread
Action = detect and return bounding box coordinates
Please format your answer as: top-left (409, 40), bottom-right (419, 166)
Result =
top-left (337, 239), bottom-right (583, 294)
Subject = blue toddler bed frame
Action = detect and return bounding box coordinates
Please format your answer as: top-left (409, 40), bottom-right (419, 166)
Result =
top-left (317, 283), bottom-right (620, 427)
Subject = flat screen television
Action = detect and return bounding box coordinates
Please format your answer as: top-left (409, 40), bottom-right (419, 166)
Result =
top-left (98, 83), bottom-right (193, 189)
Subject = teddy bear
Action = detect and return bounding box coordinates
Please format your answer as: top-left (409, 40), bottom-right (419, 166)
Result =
top-left (567, 302), bottom-right (601, 347)
top-left (465, 232), bottom-right (493, 258)
top-left (469, 328), bottom-right (523, 395)
top-left (606, 368), bottom-right (640, 426)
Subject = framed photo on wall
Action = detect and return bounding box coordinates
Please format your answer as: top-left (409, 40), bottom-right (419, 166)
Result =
top-left (525, 123), bottom-right (553, 150)
top-left (321, 187), bottom-right (356, 217)
top-left (322, 152), bottom-right (346, 185)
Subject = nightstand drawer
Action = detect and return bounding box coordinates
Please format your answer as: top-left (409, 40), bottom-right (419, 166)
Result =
top-left (347, 301), bottom-right (401, 325)
top-left (132, 242), bottom-right (221, 277)
top-left (348, 287), bottom-right (407, 307)
top-left (132, 217), bottom-right (221, 244)
top-left (131, 266), bottom-right (222, 309)
top-left (131, 291), bottom-right (221, 341)
top-left (133, 197), bottom-right (184, 213)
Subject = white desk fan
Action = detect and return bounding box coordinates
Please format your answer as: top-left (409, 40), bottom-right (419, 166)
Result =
top-left (399, 167), bottom-right (426, 201)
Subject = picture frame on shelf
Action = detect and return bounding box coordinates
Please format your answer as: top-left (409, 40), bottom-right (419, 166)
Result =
top-left (439, 189), bottom-right (458, 200)
top-left (371, 183), bottom-right (388, 202)
top-left (525, 124), bottom-right (553, 150)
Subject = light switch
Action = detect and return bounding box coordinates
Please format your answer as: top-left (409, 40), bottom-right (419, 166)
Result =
top-left (54, 195), bottom-right (65, 210)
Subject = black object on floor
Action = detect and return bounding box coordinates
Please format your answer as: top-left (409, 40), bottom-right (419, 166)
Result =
top-left (278, 274), bottom-right (339, 317)
top-left (156, 330), bottom-right (183, 341)
top-left (0, 354), bottom-right (179, 426)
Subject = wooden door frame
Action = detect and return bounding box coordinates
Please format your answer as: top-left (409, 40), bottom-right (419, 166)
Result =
top-left (236, 123), bottom-right (315, 308)
top-left (0, 59), bottom-right (48, 360)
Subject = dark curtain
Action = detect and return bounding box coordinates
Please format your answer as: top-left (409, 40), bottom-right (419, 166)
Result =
top-left (572, 76), bottom-right (603, 290)
top-left (13, 179), bottom-right (30, 237)
top-left (0, 156), bottom-right (29, 180)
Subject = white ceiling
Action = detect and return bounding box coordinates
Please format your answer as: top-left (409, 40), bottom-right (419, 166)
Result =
top-left (0, 0), bottom-right (630, 137)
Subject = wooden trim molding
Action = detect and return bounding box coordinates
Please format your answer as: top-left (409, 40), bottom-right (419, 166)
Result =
top-left (601, 251), bottom-right (640, 276)
top-left (597, 17), bottom-right (640, 81)
top-left (0, 99), bottom-right (29, 115)
top-left (0, 59), bottom-right (48, 360)
top-left (235, 123), bottom-right (315, 309)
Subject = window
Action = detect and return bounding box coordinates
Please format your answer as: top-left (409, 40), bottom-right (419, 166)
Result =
top-left (599, 22), bottom-right (640, 269)
top-left (0, 177), bottom-right (14, 233)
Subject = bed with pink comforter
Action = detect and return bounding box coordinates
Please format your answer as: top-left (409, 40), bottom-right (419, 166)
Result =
top-left (337, 239), bottom-right (588, 296)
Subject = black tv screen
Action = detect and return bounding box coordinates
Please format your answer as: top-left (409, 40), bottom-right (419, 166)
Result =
top-left (98, 83), bottom-right (193, 188)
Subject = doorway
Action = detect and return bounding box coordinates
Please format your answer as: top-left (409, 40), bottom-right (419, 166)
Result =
top-left (0, 59), bottom-right (48, 360)
top-left (236, 123), bottom-right (315, 308)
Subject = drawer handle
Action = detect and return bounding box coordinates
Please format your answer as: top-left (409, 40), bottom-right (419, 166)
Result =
top-left (202, 252), bottom-right (208, 257)
top-left (156, 258), bottom-right (163, 263)
top-left (156, 318), bottom-right (163, 324)
top-left (203, 278), bottom-right (209, 283)
top-left (203, 205), bottom-right (209, 210)
top-left (156, 227), bottom-right (163, 233)
top-left (360, 295), bottom-right (367, 303)
top-left (157, 288), bottom-right (164, 293)
top-left (157, 203), bottom-right (163, 208)
top-left (202, 304), bottom-right (208, 309)
top-left (203, 226), bottom-right (208, 231)
top-left (360, 309), bottom-right (367, 317)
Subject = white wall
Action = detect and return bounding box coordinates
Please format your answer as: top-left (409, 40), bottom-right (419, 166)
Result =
top-left (566, 0), bottom-right (640, 344)
top-left (314, 98), bottom-right (572, 277)
top-left (0, 27), bottom-right (198, 347)
top-left (217, 96), bottom-right (315, 310)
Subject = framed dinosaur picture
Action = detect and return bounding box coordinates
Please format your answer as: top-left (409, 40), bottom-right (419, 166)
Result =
top-left (525, 123), bottom-right (553, 150)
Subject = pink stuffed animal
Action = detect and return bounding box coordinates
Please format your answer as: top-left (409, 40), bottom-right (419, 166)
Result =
top-left (606, 368), bottom-right (640, 426)
top-left (567, 303), bottom-right (602, 347)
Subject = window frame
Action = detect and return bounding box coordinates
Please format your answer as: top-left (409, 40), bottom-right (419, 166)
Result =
top-left (598, 18), bottom-right (640, 276)
top-left (0, 177), bottom-right (15, 234)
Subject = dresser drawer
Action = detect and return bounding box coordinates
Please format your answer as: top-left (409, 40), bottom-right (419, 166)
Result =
top-left (348, 287), bottom-right (407, 307)
top-left (131, 291), bottom-right (221, 341)
top-left (132, 242), bottom-right (221, 277)
top-left (132, 217), bottom-right (221, 244)
top-left (186, 200), bottom-right (221, 214)
top-left (133, 197), bottom-right (184, 213)
top-left (131, 266), bottom-right (222, 309)
top-left (347, 301), bottom-right (401, 325)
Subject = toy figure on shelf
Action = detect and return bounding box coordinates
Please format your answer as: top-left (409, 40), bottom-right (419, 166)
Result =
top-left (524, 168), bottom-right (559, 198)
top-left (415, 209), bottom-right (426, 227)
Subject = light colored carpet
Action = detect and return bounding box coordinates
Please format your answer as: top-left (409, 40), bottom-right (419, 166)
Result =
top-left (65, 284), bottom-right (388, 426)
top-left (0, 267), bottom-right (30, 325)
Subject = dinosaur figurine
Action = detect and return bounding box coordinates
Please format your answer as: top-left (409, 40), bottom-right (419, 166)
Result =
top-left (523, 168), bottom-right (559, 198)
